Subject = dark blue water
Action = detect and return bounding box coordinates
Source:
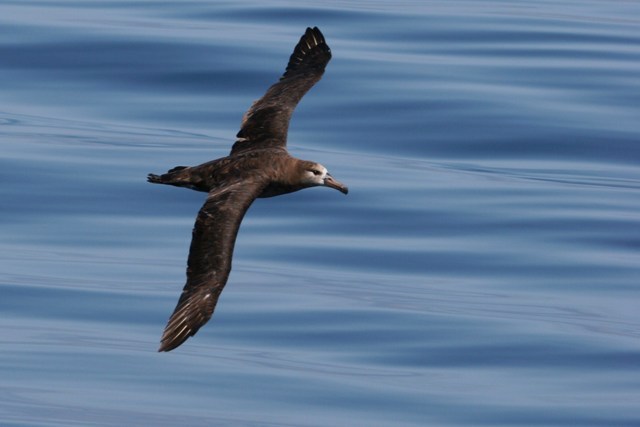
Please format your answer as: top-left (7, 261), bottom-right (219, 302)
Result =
top-left (2, 1), bottom-right (640, 426)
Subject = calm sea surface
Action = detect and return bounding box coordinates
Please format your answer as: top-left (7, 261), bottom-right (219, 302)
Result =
top-left (1, 1), bottom-right (640, 426)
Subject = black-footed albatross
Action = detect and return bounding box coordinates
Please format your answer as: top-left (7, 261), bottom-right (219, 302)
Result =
top-left (148, 27), bottom-right (348, 352)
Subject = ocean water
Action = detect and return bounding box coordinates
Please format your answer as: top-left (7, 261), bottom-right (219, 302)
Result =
top-left (2, 1), bottom-right (640, 426)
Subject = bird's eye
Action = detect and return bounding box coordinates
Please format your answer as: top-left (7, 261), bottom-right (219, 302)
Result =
top-left (311, 170), bottom-right (322, 176)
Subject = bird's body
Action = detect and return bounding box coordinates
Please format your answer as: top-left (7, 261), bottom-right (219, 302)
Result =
top-left (148, 27), bottom-right (347, 352)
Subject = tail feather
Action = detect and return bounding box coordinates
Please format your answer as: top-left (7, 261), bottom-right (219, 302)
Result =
top-left (168, 166), bottom-right (188, 174)
top-left (147, 165), bottom-right (208, 192)
top-left (147, 173), bottom-right (163, 184)
top-left (147, 166), bottom-right (189, 185)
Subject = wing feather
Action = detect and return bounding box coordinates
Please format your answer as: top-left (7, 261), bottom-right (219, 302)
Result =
top-left (158, 181), bottom-right (264, 352)
top-left (231, 27), bottom-right (331, 156)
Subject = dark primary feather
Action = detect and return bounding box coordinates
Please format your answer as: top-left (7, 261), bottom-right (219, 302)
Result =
top-left (231, 27), bottom-right (331, 156)
top-left (158, 181), bottom-right (265, 352)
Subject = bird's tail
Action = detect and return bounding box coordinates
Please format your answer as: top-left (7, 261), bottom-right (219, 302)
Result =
top-left (147, 166), bottom-right (193, 187)
top-left (146, 173), bottom-right (164, 184)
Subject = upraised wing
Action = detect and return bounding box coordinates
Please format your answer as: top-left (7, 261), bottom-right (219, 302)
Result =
top-left (230, 27), bottom-right (331, 156)
top-left (158, 180), bottom-right (265, 352)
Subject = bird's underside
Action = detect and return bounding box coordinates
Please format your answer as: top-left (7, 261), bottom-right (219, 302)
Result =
top-left (148, 27), bottom-right (346, 352)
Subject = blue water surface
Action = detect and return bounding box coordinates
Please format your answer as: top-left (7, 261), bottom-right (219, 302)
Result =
top-left (1, 1), bottom-right (640, 426)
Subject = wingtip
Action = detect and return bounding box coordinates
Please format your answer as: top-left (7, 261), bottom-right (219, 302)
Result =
top-left (158, 341), bottom-right (175, 352)
top-left (158, 330), bottom-right (189, 352)
top-left (158, 337), bottom-right (173, 352)
top-left (304, 26), bottom-right (326, 46)
top-left (158, 321), bottom-right (192, 352)
top-left (281, 26), bottom-right (331, 80)
top-left (310, 26), bottom-right (324, 39)
top-left (157, 292), bottom-right (213, 352)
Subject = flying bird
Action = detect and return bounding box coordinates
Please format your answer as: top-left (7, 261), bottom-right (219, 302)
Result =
top-left (148, 27), bottom-right (348, 352)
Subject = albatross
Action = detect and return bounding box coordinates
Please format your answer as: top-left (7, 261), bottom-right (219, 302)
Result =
top-left (148, 27), bottom-right (348, 352)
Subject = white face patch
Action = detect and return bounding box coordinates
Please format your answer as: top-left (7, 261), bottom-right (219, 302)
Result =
top-left (305, 164), bottom-right (328, 185)
top-left (319, 166), bottom-right (328, 180)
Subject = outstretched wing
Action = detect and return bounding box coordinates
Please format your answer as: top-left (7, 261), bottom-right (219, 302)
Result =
top-left (158, 180), bottom-right (265, 352)
top-left (231, 27), bottom-right (331, 156)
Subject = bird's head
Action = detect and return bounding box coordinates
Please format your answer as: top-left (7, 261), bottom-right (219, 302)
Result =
top-left (300, 161), bottom-right (348, 194)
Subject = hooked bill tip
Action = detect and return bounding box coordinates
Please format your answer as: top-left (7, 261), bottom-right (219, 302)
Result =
top-left (324, 175), bottom-right (348, 194)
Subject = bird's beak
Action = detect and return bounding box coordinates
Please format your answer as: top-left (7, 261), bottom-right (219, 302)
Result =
top-left (324, 174), bottom-right (349, 195)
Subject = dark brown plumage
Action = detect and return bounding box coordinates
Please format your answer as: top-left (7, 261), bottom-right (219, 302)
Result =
top-left (148, 27), bottom-right (348, 352)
